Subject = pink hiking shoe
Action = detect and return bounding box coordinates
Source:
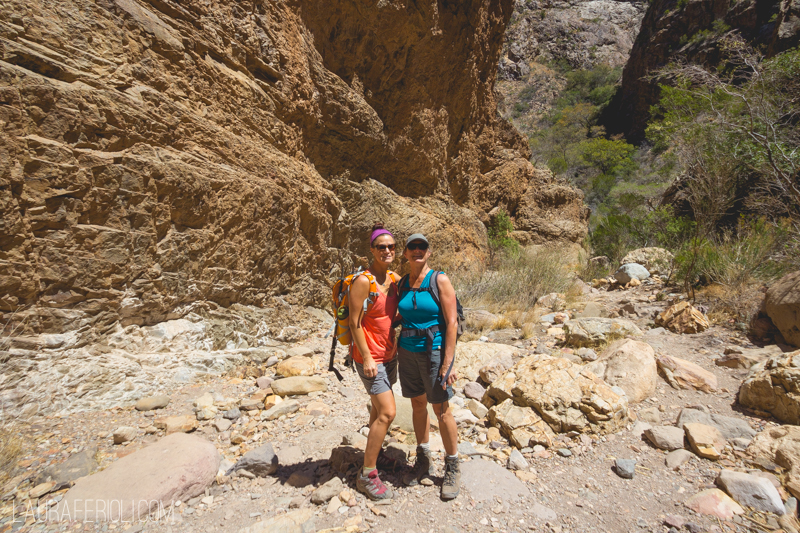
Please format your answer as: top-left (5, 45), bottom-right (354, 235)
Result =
top-left (356, 469), bottom-right (393, 500)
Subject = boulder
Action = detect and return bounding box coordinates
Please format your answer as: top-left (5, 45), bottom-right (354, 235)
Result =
top-left (685, 423), bottom-right (726, 460)
top-left (507, 449), bottom-right (529, 471)
top-left (621, 248), bottom-right (674, 276)
top-left (488, 355), bottom-right (629, 435)
top-left (37, 448), bottom-right (97, 487)
top-left (113, 426), bottom-right (137, 444)
top-left (287, 346), bottom-right (315, 358)
top-left (666, 449), bottom-right (694, 469)
top-left (715, 345), bottom-right (783, 369)
top-left (747, 426), bottom-right (800, 499)
top-left (276, 356), bottom-right (316, 377)
top-left (657, 355), bottom-right (717, 392)
top-left (135, 395), bottom-right (170, 411)
top-left (645, 426), bottom-right (685, 451)
top-left (595, 339), bottom-right (657, 403)
top-left (55, 433), bottom-right (219, 521)
top-left (479, 353), bottom-right (514, 384)
top-left (270, 377), bottom-right (327, 396)
top-left (577, 302), bottom-right (609, 319)
top-left (716, 469), bottom-right (784, 515)
top-left (463, 382), bottom-right (486, 400)
top-left (230, 443), bottom-right (279, 477)
top-left (685, 489), bottom-right (744, 520)
top-left (261, 400), bottom-right (300, 421)
top-left (614, 263), bottom-right (650, 285)
top-left (675, 408), bottom-right (755, 440)
top-left (740, 350), bottom-right (800, 424)
top-left (311, 476), bottom-right (343, 504)
top-left (655, 302), bottom-right (709, 334)
top-left (154, 415), bottom-right (198, 434)
top-left (765, 271), bottom-right (800, 347)
top-left (468, 399), bottom-right (489, 419)
top-left (193, 392), bottom-right (215, 409)
top-left (455, 342), bottom-right (519, 383)
top-left (563, 318), bottom-right (642, 348)
top-left (488, 399), bottom-right (556, 448)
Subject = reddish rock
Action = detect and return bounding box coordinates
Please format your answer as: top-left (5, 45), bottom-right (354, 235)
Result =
top-left (685, 489), bottom-right (744, 520)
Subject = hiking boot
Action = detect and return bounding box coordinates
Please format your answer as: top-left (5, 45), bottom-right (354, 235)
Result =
top-left (441, 455), bottom-right (461, 500)
top-left (376, 449), bottom-right (404, 472)
top-left (357, 469), bottom-right (393, 500)
top-left (402, 445), bottom-right (433, 486)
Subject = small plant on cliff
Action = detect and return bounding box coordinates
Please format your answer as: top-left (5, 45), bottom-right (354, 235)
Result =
top-left (487, 209), bottom-right (520, 266)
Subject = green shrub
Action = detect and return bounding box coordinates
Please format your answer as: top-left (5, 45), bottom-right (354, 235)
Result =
top-left (488, 209), bottom-right (520, 266)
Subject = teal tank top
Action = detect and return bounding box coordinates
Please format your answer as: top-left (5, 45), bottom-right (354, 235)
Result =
top-left (398, 270), bottom-right (443, 352)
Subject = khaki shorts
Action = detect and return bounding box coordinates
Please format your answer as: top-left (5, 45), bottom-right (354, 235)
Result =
top-left (355, 357), bottom-right (398, 396)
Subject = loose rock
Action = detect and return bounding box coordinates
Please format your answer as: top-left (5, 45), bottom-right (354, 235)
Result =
top-left (270, 377), bottom-right (328, 396)
top-left (113, 426), bottom-right (137, 444)
top-left (684, 489), bottom-right (744, 520)
top-left (615, 458), bottom-right (636, 479)
top-left (716, 469), bottom-right (785, 515)
top-left (684, 423), bottom-right (726, 460)
top-left (644, 426), bottom-right (685, 451)
top-left (135, 395), bottom-right (170, 411)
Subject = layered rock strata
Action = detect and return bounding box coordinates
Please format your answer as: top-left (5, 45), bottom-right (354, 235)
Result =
top-left (0, 0), bottom-right (588, 334)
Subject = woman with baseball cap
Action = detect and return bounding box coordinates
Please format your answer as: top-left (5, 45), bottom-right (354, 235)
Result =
top-left (396, 233), bottom-right (462, 500)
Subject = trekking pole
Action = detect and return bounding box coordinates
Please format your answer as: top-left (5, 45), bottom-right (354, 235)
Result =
top-left (328, 318), bottom-right (344, 381)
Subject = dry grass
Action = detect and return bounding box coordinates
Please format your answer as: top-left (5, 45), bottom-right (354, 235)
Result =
top-left (521, 322), bottom-right (538, 339)
top-left (696, 282), bottom-right (765, 327)
top-left (449, 246), bottom-right (577, 314)
top-left (0, 425), bottom-right (23, 485)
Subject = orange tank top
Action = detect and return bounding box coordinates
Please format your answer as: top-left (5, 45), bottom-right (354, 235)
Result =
top-left (351, 284), bottom-right (399, 365)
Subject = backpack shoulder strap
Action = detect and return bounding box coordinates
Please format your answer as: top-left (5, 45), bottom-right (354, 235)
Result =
top-left (388, 271), bottom-right (400, 284)
top-left (398, 273), bottom-right (410, 292)
top-left (429, 271), bottom-right (442, 307)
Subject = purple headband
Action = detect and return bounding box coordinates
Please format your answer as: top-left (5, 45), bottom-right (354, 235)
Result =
top-left (370, 228), bottom-right (393, 244)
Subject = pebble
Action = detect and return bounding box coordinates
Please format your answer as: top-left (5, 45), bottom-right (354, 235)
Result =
top-left (615, 458), bottom-right (636, 479)
top-left (665, 449), bottom-right (693, 470)
top-left (224, 407), bottom-right (241, 420)
top-left (557, 448), bottom-right (572, 457)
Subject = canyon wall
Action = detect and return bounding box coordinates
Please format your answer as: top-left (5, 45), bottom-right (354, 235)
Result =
top-left (603, 0), bottom-right (800, 141)
top-left (0, 0), bottom-right (588, 334)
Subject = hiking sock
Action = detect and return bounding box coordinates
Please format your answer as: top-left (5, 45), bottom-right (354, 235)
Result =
top-left (419, 442), bottom-right (431, 453)
top-left (446, 454), bottom-right (458, 460)
top-left (363, 466), bottom-right (377, 476)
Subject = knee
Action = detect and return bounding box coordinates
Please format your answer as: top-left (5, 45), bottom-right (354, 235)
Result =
top-left (380, 407), bottom-right (396, 424)
top-left (410, 397), bottom-right (428, 413)
top-left (433, 403), bottom-right (451, 420)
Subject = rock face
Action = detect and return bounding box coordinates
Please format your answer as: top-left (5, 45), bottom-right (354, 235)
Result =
top-left (0, 0), bottom-right (588, 335)
top-left (56, 433), bottom-right (219, 521)
top-left (603, 0), bottom-right (800, 141)
top-left (496, 0), bottom-right (646, 136)
top-left (765, 271), bottom-right (800, 347)
top-left (739, 350), bottom-right (800, 423)
top-left (455, 342), bottom-right (520, 384)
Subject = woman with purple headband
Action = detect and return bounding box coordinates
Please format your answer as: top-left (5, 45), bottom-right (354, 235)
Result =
top-left (349, 223), bottom-right (401, 500)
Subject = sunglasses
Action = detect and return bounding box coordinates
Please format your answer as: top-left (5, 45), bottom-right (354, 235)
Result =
top-left (406, 242), bottom-right (429, 251)
top-left (374, 243), bottom-right (396, 252)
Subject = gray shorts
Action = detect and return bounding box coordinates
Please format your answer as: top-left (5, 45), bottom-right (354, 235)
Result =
top-left (398, 346), bottom-right (454, 404)
top-left (355, 357), bottom-right (398, 396)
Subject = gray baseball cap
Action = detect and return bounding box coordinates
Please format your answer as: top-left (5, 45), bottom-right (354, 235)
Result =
top-left (405, 233), bottom-right (429, 247)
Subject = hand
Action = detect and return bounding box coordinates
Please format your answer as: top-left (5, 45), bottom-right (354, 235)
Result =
top-left (439, 366), bottom-right (457, 389)
top-left (362, 357), bottom-right (378, 378)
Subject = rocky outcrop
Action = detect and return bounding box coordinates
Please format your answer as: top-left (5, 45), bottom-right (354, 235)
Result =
top-left (500, 0), bottom-right (647, 76)
top-left (765, 271), bottom-right (800, 347)
top-left (496, 0), bottom-right (646, 134)
top-left (603, 0), bottom-right (800, 140)
top-left (0, 0), bottom-right (588, 334)
top-left (485, 354), bottom-right (629, 435)
top-left (747, 425), bottom-right (800, 499)
top-left (739, 350), bottom-right (800, 423)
